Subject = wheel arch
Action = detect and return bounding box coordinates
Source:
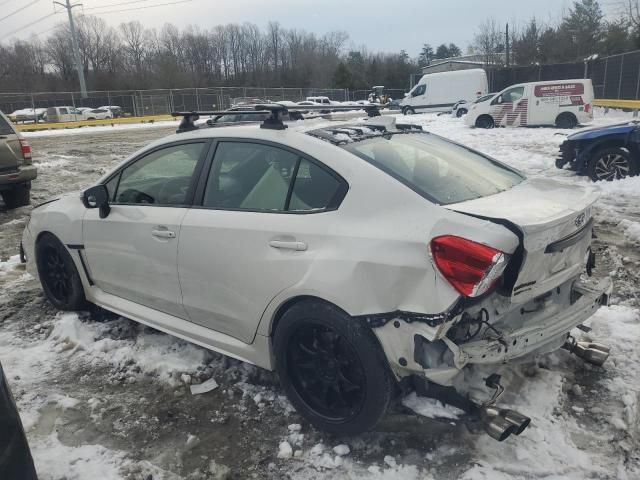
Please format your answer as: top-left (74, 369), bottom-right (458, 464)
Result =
top-left (582, 136), bottom-right (630, 158)
top-left (265, 294), bottom-right (353, 339)
top-left (556, 111), bottom-right (577, 123)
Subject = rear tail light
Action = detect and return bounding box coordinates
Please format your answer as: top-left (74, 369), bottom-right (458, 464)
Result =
top-left (429, 235), bottom-right (509, 297)
top-left (19, 138), bottom-right (32, 164)
top-left (584, 103), bottom-right (591, 113)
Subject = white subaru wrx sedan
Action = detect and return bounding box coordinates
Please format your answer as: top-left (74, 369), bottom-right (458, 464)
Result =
top-left (21, 112), bottom-right (612, 441)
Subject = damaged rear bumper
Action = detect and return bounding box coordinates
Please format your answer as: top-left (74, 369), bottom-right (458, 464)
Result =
top-left (371, 277), bottom-right (612, 385)
top-left (451, 278), bottom-right (611, 366)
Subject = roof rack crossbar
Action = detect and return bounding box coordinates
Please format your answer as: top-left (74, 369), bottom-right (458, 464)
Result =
top-left (171, 103), bottom-right (384, 133)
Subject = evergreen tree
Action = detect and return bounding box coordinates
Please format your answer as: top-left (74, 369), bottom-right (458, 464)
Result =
top-left (418, 43), bottom-right (434, 67)
top-left (435, 43), bottom-right (450, 59)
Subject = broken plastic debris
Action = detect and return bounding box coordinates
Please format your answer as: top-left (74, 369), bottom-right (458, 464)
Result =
top-left (190, 378), bottom-right (219, 395)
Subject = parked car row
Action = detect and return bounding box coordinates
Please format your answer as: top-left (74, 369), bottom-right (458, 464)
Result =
top-left (6, 106), bottom-right (123, 124)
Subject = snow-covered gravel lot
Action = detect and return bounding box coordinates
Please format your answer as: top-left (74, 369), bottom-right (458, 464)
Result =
top-left (1, 109), bottom-right (639, 479)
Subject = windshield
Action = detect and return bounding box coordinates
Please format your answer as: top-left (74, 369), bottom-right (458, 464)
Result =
top-left (474, 94), bottom-right (495, 103)
top-left (341, 133), bottom-right (524, 205)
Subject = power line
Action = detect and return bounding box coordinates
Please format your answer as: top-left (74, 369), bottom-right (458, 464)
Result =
top-left (0, 0), bottom-right (40, 24)
top-left (0, 12), bottom-right (58, 40)
top-left (82, 0), bottom-right (156, 11)
top-left (90, 0), bottom-right (192, 15)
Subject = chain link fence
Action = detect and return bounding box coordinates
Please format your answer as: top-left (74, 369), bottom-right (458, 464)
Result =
top-left (0, 86), bottom-right (355, 120)
top-left (486, 50), bottom-right (640, 100)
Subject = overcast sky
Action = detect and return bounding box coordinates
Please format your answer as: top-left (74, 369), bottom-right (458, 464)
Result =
top-left (3, 0), bottom-right (620, 56)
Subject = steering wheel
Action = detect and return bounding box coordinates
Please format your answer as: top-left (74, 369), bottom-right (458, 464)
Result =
top-left (118, 189), bottom-right (155, 204)
top-left (157, 177), bottom-right (190, 205)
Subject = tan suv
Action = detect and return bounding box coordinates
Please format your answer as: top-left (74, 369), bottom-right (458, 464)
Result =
top-left (0, 110), bottom-right (36, 209)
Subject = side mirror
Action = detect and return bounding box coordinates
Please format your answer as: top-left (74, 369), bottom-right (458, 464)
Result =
top-left (82, 184), bottom-right (111, 219)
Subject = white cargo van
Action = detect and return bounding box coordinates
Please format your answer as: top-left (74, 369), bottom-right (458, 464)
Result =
top-left (464, 79), bottom-right (594, 129)
top-left (401, 69), bottom-right (488, 115)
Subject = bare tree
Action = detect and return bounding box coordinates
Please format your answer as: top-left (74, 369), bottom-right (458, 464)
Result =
top-left (473, 18), bottom-right (504, 66)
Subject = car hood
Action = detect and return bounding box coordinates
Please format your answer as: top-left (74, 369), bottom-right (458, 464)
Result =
top-left (567, 121), bottom-right (637, 141)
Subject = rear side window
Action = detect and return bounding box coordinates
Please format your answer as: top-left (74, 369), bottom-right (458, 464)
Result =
top-left (289, 159), bottom-right (342, 211)
top-left (0, 114), bottom-right (14, 135)
top-left (203, 142), bottom-right (345, 212)
top-left (342, 134), bottom-right (524, 205)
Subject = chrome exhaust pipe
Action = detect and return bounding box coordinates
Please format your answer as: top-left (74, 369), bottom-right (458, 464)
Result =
top-left (481, 407), bottom-right (517, 442)
top-left (565, 340), bottom-right (610, 367)
top-left (587, 342), bottom-right (610, 354)
top-left (500, 409), bottom-right (531, 435)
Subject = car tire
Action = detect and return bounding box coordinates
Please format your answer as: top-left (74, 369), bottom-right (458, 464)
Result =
top-left (274, 300), bottom-right (394, 436)
top-left (555, 113), bottom-right (577, 129)
top-left (475, 115), bottom-right (494, 129)
top-left (36, 233), bottom-right (88, 311)
top-left (1, 184), bottom-right (30, 209)
top-left (587, 147), bottom-right (638, 181)
top-left (403, 107), bottom-right (415, 115)
top-left (456, 108), bottom-right (468, 117)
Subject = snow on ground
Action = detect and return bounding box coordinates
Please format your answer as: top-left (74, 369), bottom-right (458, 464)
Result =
top-left (1, 108), bottom-right (640, 479)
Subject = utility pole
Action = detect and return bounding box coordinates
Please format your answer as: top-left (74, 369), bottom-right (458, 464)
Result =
top-left (505, 23), bottom-right (510, 67)
top-left (54, 0), bottom-right (87, 98)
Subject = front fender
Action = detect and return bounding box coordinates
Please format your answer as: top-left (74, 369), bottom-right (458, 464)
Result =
top-left (575, 134), bottom-right (631, 168)
top-left (28, 194), bottom-right (86, 247)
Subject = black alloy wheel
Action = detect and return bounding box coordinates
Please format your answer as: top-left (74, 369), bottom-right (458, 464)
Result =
top-left (287, 323), bottom-right (366, 421)
top-left (36, 233), bottom-right (87, 310)
top-left (274, 300), bottom-right (394, 435)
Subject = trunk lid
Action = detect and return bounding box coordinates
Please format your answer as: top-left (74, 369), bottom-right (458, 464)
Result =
top-left (445, 178), bottom-right (597, 304)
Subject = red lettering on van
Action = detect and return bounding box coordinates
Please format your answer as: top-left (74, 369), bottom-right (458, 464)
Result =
top-left (534, 83), bottom-right (584, 97)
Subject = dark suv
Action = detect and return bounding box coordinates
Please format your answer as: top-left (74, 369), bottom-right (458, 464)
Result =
top-left (0, 110), bottom-right (36, 208)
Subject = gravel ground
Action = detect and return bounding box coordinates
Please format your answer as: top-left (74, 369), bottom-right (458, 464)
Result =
top-left (1, 115), bottom-right (639, 479)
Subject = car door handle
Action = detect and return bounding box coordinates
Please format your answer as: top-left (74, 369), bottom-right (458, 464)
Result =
top-left (151, 229), bottom-right (176, 239)
top-left (269, 240), bottom-right (307, 251)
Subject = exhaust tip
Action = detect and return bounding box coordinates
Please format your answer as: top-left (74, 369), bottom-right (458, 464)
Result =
top-left (501, 409), bottom-right (531, 435)
top-left (576, 342), bottom-right (610, 366)
top-left (564, 340), bottom-right (611, 367)
top-left (484, 416), bottom-right (516, 442)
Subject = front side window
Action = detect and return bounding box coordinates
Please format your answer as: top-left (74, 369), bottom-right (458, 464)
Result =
top-left (203, 142), bottom-right (344, 212)
top-left (342, 134), bottom-right (524, 205)
top-left (497, 87), bottom-right (524, 104)
top-left (412, 84), bottom-right (426, 97)
top-left (113, 142), bottom-right (204, 205)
